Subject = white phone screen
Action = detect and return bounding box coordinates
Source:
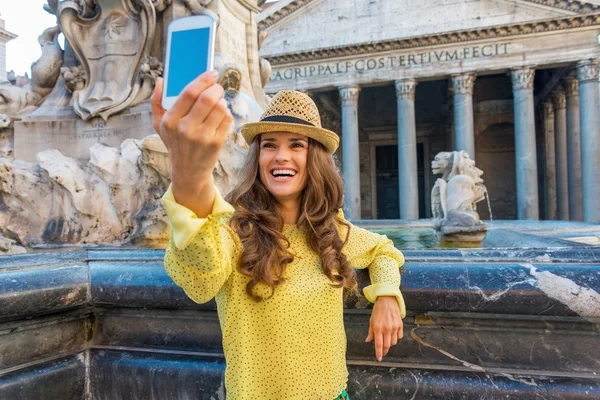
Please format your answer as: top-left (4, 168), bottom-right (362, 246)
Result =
top-left (166, 27), bottom-right (211, 97)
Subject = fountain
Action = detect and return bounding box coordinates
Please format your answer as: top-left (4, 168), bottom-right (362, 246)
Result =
top-left (1, 1), bottom-right (600, 399)
top-left (431, 150), bottom-right (487, 244)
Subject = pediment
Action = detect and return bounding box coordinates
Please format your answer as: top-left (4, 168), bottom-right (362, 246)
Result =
top-left (259, 0), bottom-right (593, 57)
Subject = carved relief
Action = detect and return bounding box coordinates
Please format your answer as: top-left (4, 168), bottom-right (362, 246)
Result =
top-left (451, 73), bottom-right (476, 95)
top-left (577, 59), bottom-right (600, 83)
top-left (552, 90), bottom-right (566, 110)
top-left (339, 86), bottom-right (360, 106)
top-left (563, 76), bottom-right (579, 98)
top-left (395, 79), bottom-right (417, 101)
top-left (57, 0), bottom-right (157, 121)
top-left (511, 67), bottom-right (535, 91)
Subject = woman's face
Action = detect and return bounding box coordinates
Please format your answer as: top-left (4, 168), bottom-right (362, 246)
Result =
top-left (259, 131), bottom-right (309, 206)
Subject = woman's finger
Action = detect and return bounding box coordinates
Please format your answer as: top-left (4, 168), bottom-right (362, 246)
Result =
top-left (375, 331), bottom-right (384, 361)
top-left (214, 107), bottom-right (234, 140)
top-left (202, 98), bottom-right (230, 133)
top-left (183, 83), bottom-right (225, 128)
top-left (365, 324), bottom-right (374, 343)
top-left (150, 78), bottom-right (166, 135)
top-left (382, 331), bottom-right (391, 357)
top-left (166, 70), bottom-right (219, 121)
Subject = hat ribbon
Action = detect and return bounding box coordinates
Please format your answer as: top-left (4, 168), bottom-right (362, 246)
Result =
top-left (261, 115), bottom-right (315, 126)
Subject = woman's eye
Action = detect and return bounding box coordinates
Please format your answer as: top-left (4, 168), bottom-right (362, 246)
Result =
top-left (292, 142), bottom-right (306, 148)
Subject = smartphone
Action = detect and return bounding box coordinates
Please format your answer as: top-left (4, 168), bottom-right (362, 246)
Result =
top-left (162, 15), bottom-right (217, 110)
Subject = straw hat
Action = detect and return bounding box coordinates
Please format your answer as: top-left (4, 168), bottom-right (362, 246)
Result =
top-left (241, 90), bottom-right (339, 154)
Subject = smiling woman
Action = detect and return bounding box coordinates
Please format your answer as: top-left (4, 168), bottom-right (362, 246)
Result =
top-left (151, 76), bottom-right (406, 400)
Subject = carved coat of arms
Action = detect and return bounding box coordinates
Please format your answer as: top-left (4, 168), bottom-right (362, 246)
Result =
top-left (57, 0), bottom-right (156, 120)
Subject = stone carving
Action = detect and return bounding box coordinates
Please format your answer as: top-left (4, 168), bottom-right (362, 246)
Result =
top-left (577, 59), bottom-right (600, 83)
top-left (431, 151), bottom-right (487, 242)
top-left (339, 87), bottom-right (360, 105)
top-left (511, 67), bottom-right (535, 91)
top-left (552, 90), bottom-right (566, 110)
top-left (395, 79), bottom-right (417, 100)
top-left (56, 0), bottom-right (157, 120)
top-left (451, 73), bottom-right (476, 95)
top-left (0, 0), bottom-right (267, 248)
top-left (563, 76), bottom-right (579, 98)
top-left (0, 26), bottom-right (64, 125)
top-left (152, 0), bottom-right (173, 12)
top-left (61, 65), bottom-right (87, 93)
top-left (266, 14), bottom-right (600, 66)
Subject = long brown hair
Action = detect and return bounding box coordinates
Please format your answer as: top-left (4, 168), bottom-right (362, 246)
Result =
top-left (225, 136), bottom-right (358, 301)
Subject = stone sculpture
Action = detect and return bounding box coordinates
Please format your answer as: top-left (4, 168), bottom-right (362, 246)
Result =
top-left (0, 26), bottom-right (64, 125)
top-left (431, 151), bottom-right (487, 242)
top-left (0, 0), bottom-right (268, 249)
top-left (54, 0), bottom-right (158, 121)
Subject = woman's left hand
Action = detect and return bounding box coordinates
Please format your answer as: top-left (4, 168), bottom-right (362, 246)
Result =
top-left (365, 296), bottom-right (403, 361)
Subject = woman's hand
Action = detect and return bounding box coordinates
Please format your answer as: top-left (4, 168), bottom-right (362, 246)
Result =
top-left (150, 70), bottom-right (233, 217)
top-left (365, 296), bottom-right (403, 361)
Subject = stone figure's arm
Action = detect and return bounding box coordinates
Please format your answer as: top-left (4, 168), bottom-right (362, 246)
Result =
top-left (338, 217), bottom-right (406, 317)
top-left (161, 184), bottom-right (241, 304)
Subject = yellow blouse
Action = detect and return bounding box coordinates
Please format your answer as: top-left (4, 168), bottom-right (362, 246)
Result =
top-left (162, 185), bottom-right (406, 400)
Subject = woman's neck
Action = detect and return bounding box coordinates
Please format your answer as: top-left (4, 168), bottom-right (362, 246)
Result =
top-left (278, 199), bottom-right (300, 225)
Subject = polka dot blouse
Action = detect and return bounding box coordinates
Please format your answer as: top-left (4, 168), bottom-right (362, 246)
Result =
top-left (162, 185), bottom-right (406, 400)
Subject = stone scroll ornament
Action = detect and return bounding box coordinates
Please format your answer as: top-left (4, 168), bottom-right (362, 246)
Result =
top-left (431, 151), bottom-right (487, 241)
top-left (55, 0), bottom-right (158, 121)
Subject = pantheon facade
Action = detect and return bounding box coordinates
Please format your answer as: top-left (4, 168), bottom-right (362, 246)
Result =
top-left (258, 0), bottom-right (600, 223)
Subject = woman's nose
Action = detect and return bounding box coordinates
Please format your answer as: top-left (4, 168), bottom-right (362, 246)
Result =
top-left (275, 149), bottom-right (291, 162)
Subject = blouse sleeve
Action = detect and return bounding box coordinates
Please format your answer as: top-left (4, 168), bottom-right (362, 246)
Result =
top-left (161, 184), bottom-right (242, 304)
top-left (338, 212), bottom-right (406, 318)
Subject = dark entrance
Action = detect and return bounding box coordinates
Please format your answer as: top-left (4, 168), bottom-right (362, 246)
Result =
top-left (376, 143), bottom-right (426, 219)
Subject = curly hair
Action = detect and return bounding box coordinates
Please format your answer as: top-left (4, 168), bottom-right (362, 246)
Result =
top-left (225, 136), bottom-right (358, 302)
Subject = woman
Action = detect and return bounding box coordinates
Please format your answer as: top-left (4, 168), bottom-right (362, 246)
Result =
top-left (151, 70), bottom-right (406, 400)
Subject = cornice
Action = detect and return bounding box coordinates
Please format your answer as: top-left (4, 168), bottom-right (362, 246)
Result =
top-left (522, 0), bottom-right (600, 13)
top-left (259, 1), bottom-right (600, 33)
top-left (258, 0), bottom-right (316, 31)
top-left (0, 28), bottom-right (18, 43)
top-left (265, 13), bottom-right (600, 66)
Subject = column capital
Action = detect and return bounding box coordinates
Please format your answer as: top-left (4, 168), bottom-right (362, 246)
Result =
top-left (451, 72), bottom-right (477, 95)
top-left (511, 66), bottom-right (535, 91)
top-left (339, 86), bottom-right (360, 106)
top-left (542, 101), bottom-right (554, 119)
top-left (562, 76), bottom-right (579, 98)
top-left (552, 90), bottom-right (566, 110)
top-left (577, 59), bottom-right (600, 83)
top-left (395, 78), bottom-right (417, 100)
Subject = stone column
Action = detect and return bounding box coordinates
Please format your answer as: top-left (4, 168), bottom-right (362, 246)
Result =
top-left (511, 67), bottom-right (539, 220)
top-left (553, 91), bottom-right (569, 220)
top-left (563, 76), bottom-right (583, 221)
top-left (395, 79), bottom-right (419, 219)
top-left (339, 86), bottom-right (361, 220)
top-left (577, 59), bottom-right (600, 223)
top-left (451, 72), bottom-right (477, 159)
top-left (542, 102), bottom-right (557, 220)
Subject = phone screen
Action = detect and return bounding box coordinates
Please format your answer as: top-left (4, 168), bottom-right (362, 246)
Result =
top-left (166, 27), bottom-right (211, 97)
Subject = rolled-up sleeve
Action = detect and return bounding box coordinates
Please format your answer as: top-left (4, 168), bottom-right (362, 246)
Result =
top-left (161, 184), bottom-right (241, 304)
top-left (339, 215), bottom-right (406, 318)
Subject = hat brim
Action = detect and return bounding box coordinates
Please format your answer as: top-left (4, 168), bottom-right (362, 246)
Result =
top-left (241, 122), bottom-right (339, 154)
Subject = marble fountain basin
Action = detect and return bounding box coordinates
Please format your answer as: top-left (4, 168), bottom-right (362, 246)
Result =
top-left (1, 220), bottom-right (600, 399)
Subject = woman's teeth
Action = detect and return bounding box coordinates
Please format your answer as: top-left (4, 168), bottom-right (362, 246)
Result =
top-left (272, 169), bottom-right (297, 177)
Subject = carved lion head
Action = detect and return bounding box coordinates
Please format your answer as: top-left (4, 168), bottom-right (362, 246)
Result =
top-left (431, 151), bottom-right (453, 175)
